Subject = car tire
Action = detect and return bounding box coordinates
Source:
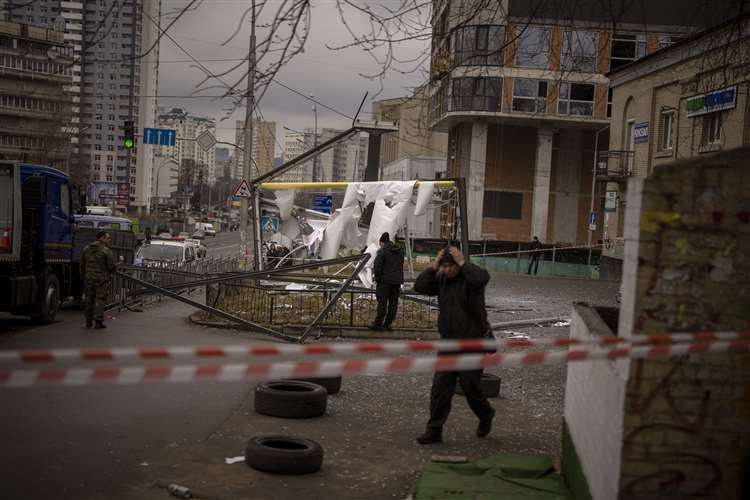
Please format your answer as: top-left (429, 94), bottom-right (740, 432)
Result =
top-left (254, 380), bottom-right (327, 418)
top-left (455, 373), bottom-right (501, 398)
top-left (31, 274), bottom-right (60, 324)
top-left (285, 376), bottom-right (342, 395)
top-left (245, 435), bottom-right (323, 475)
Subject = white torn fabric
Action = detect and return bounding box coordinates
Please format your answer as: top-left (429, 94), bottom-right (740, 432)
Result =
top-left (414, 181), bottom-right (435, 216)
top-left (274, 190), bottom-right (295, 221)
top-left (342, 181), bottom-right (416, 208)
top-left (302, 220), bottom-right (326, 252)
top-left (319, 206), bottom-right (358, 260)
top-left (280, 218), bottom-right (300, 241)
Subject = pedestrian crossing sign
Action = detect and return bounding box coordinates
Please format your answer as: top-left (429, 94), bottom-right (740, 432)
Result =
top-left (233, 180), bottom-right (252, 198)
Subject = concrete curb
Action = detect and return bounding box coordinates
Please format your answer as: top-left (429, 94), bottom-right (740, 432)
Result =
top-left (188, 312), bottom-right (440, 340)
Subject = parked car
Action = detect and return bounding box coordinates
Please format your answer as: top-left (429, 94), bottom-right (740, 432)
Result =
top-left (134, 239), bottom-right (198, 267)
top-left (184, 238), bottom-right (207, 258)
top-left (192, 229), bottom-right (205, 240)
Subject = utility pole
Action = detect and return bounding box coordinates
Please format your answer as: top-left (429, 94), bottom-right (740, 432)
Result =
top-left (588, 125), bottom-right (609, 247)
top-left (240, 0), bottom-right (258, 270)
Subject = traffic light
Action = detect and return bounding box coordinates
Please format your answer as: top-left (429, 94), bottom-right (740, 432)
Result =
top-left (123, 120), bottom-right (135, 150)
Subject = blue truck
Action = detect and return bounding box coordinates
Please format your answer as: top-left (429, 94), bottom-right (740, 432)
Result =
top-left (0, 161), bottom-right (136, 323)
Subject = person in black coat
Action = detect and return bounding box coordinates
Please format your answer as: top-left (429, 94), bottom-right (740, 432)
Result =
top-left (369, 232), bottom-right (404, 331)
top-left (413, 246), bottom-right (495, 444)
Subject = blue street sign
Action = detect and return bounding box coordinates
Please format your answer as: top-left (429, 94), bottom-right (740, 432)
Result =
top-left (143, 128), bottom-right (177, 146)
top-left (589, 211), bottom-right (596, 225)
top-left (312, 195), bottom-right (333, 214)
top-left (260, 216), bottom-right (280, 233)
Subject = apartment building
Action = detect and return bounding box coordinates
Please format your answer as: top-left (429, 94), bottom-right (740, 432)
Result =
top-left (156, 107), bottom-right (217, 185)
top-left (0, 20), bottom-right (73, 171)
top-left (281, 131), bottom-right (306, 182)
top-left (600, 13), bottom-right (750, 279)
top-left (233, 118), bottom-right (276, 179)
top-left (428, 0), bottom-right (738, 242)
top-left (3, 0), bottom-right (161, 212)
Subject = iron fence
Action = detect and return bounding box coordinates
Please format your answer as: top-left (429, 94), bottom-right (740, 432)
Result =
top-left (207, 283), bottom-right (438, 330)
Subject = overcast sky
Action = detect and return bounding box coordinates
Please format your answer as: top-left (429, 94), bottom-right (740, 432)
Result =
top-left (157, 0), bottom-right (430, 151)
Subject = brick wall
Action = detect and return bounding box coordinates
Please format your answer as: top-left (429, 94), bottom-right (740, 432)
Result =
top-left (617, 147), bottom-right (750, 499)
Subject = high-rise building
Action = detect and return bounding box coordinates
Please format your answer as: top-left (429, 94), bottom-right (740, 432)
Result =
top-left (281, 131), bottom-right (306, 182)
top-left (233, 119), bottom-right (276, 179)
top-left (427, 0), bottom-right (739, 242)
top-left (3, 0), bottom-right (161, 212)
top-left (0, 20), bottom-right (74, 171)
top-left (156, 108), bottom-right (216, 185)
top-left (296, 128), bottom-right (368, 183)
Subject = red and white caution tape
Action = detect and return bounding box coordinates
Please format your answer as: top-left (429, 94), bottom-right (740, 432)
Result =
top-left (1, 331), bottom-right (747, 365)
top-left (1, 339), bottom-right (747, 388)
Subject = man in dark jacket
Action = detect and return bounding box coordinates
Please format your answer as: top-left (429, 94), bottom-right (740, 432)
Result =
top-left (413, 246), bottom-right (495, 444)
top-left (370, 232), bottom-right (404, 331)
top-left (527, 236), bottom-right (542, 275)
top-left (80, 231), bottom-right (117, 329)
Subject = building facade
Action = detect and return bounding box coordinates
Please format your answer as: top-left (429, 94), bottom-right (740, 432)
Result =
top-left (0, 20), bottom-right (73, 171)
top-left (281, 130), bottom-right (306, 182)
top-left (428, 0), bottom-right (738, 242)
top-left (233, 119), bottom-right (276, 179)
top-left (3, 0), bottom-right (161, 212)
top-left (156, 107), bottom-right (217, 185)
top-left (601, 13), bottom-right (750, 279)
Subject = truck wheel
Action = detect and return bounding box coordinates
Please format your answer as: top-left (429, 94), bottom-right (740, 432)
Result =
top-left (31, 275), bottom-right (60, 324)
top-left (254, 381), bottom-right (327, 418)
top-left (245, 435), bottom-right (323, 475)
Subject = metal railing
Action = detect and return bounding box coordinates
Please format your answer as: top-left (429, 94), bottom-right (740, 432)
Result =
top-left (597, 150), bottom-right (634, 179)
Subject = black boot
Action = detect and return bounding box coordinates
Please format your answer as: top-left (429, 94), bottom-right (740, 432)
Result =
top-left (477, 410), bottom-right (495, 438)
top-left (94, 321), bottom-right (107, 329)
top-left (368, 323), bottom-right (383, 331)
top-left (416, 428), bottom-right (442, 445)
top-left (85, 319), bottom-right (93, 328)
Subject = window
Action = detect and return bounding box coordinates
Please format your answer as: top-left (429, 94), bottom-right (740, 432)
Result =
top-left (483, 191), bottom-right (523, 219)
top-left (610, 33), bottom-right (646, 70)
top-left (561, 30), bottom-right (597, 72)
top-left (450, 77), bottom-right (501, 111)
top-left (658, 110), bottom-right (675, 151)
top-left (515, 26), bottom-right (551, 68)
top-left (607, 88), bottom-right (613, 118)
top-left (512, 79), bottom-right (547, 113)
top-left (60, 184), bottom-right (70, 216)
top-left (702, 112), bottom-right (722, 146)
top-left (453, 25), bottom-right (505, 66)
top-left (558, 82), bottom-right (594, 116)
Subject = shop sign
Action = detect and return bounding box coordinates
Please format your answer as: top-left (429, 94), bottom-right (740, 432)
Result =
top-left (686, 86), bottom-right (737, 117)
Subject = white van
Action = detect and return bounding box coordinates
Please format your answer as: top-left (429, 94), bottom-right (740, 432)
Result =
top-left (194, 222), bottom-right (217, 237)
top-left (134, 239), bottom-right (198, 267)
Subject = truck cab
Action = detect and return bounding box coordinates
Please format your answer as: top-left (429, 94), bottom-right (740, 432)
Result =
top-left (0, 161), bottom-right (74, 322)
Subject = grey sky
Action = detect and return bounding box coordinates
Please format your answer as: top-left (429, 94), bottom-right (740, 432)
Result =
top-left (157, 0), bottom-right (430, 150)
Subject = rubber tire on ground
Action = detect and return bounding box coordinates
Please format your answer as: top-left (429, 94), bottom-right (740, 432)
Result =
top-left (31, 274), bottom-right (60, 324)
top-left (285, 376), bottom-right (342, 395)
top-left (254, 380), bottom-right (328, 418)
top-left (245, 435), bottom-right (323, 475)
top-left (455, 373), bottom-right (501, 398)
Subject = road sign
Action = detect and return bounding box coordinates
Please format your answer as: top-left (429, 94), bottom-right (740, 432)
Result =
top-left (589, 211), bottom-right (596, 225)
top-left (589, 224), bottom-right (597, 231)
top-left (233, 179), bottom-right (252, 198)
top-left (312, 195), bottom-right (333, 214)
top-left (196, 130), bottom-right (216, 151)
top-left (143, 128), bottom-right (177, 146)
top-left (261, 216), bottom-right (279, 233)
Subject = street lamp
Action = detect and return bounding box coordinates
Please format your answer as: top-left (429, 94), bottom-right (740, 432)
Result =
top-left (311, 93), bottom-right (319, 182)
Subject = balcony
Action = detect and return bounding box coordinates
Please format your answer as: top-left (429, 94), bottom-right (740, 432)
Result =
top-left (597, 150), bottom-right (634, 180)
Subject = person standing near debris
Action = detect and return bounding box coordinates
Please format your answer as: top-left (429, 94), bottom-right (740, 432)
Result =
top-left (80, 231), bottom-right (117, 329)
top-left (527, 236), bottom-right (542, 275)
top-left (369, 232), bottom-right (404, 331)
top-left (413, 246), bottom-right (495, 444)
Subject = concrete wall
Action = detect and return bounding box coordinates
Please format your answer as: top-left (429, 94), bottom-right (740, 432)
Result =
top-left (564, 304), bottom-right (628, 500)
top-left (616, 147), bottom-right (750, 499)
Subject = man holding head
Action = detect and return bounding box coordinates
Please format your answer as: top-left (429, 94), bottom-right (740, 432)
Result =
top-left (413, 245), bottom-right (495, 444)
top-left (80, 231), bottom-right (117, 329)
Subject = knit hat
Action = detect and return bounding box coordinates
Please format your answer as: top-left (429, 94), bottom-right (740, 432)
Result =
top-left (379, 232), bottom-right (390, 244)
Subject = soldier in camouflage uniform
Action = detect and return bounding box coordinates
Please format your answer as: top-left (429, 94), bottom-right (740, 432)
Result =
top-left (80, 231), bottom-right (117, 329)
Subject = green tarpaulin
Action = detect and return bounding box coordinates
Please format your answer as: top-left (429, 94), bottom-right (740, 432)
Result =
top-left (415, 453), bottom-right (574, 500)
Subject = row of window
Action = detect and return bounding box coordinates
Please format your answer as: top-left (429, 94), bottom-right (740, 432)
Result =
top-left (652, 109), bottom-right (722, 153)
top-left (0, 134), bottom-right (65, 149)
top-left (0, 94), bottom-right (67, 113)
top-left (0, 55), bottom-right (72, 76)
top-left (447, 76), bottom-right (599, 117)
top-left (446, 25), bottom-right (684, 73)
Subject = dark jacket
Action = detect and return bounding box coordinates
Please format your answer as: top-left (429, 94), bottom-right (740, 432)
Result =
top-left (80, 241), bottom-right (116, 283)
top-left (373, 242), bottom-right (404, 285)
top-left (413, 262), bottom-right (490, 339)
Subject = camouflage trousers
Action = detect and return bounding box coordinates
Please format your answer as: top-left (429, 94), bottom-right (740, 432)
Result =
top-left (84, 281), bottom-right (109, 322)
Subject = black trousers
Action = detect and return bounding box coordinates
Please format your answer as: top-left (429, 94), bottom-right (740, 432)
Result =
top-left (527, 254), bottom-right (540, 275)
top-left (374, 282), bottom-right (400, 327)
top-left (427, 369), bottom-right (494, 431)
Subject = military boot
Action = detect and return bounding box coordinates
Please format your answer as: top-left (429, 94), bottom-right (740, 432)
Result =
top-left (94, 321), bottom-right (107, 329)
top-left (416, 427), bottom-right (443, 445)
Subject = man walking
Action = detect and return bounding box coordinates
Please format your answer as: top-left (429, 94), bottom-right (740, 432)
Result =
top-left (369, 232), bottom-right (404, 331)
top-left (527, 236), bottom-right (542, 275)
top-left (80, 231), bottom-right (117, 329)
top-left (413, 246), bottom-right (495, 444)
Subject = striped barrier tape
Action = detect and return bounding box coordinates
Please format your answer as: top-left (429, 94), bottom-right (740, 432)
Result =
top-left (1, 339), bottom-right (748, 388)
top-left (1, 331), bottom-right (748, 366)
